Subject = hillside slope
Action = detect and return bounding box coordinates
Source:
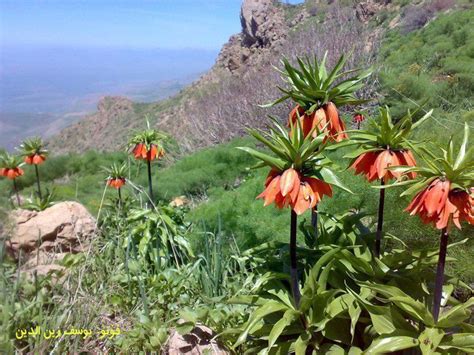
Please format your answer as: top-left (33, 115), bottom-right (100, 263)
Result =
top-left (47, 0), bottom-right (470, 154)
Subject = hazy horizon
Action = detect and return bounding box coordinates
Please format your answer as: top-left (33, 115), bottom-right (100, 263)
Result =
top-left (0, 0), bottom-right (244, 149)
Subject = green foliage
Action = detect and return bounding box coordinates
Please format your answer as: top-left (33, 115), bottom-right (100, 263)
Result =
top-left (379, 9), bottom-right (474, 116)
top-left (18, 136), bottom-right (48, 158)
top-left (340, 105), bottom-right (432, 152)
top-left (0, 151), bottom-right (24, 170)
top-left (264, 52), bottom-right (371, 110)
top-left (229, 219), bottom-right (473, 353)
top-left (154, 137), bottom-right (256, 199)
top-left (21, 188), bottom-right (56, 211)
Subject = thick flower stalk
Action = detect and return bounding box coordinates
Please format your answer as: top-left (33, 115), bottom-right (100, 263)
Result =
top-left (344, 106), bottom-right (432, 257)
top-left (0, 153), bottom-right (25, 207)
top-left (239, 117), bottom-right (350, 307)
top-left (388, 123), bottom-right (473, 322)
top-left (18, 137), bottom-right (48, 199)
top-left (128, 121), bottom-right (165, 204)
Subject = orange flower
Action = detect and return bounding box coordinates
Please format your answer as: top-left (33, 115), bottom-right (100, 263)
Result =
top-left (107, 178), bottom-right (126, 189)
top-left (257, 168), bottom-right (332, 215)
top-left (288, 102), bottom-right (347, 142)
top-left (288, 105), bottom-right (317, 138)
top-left (353, 113), bottom-right (365, 124)
top-left (406, 178), bottom-right (473, 229)
top-left (351, 149), bottom-right (417, 182)
top-left (24, 153), bottom-right (46, 165)
top-left (132, 143), bottom-right (147, 160)
top-left (2, 167), bottom-right (24, 180)
top-left (133, 143), bottom-right (164, 161)
top-left (324, 102), bottom-right (348, 142)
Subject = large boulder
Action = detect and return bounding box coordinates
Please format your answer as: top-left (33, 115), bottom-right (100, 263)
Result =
top-left (5, 202), bottom-right (96, 275)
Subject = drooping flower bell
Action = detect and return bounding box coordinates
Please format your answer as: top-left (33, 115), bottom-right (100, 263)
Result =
top-left (103, 163), bottom-right (128, 189)
top-left (24, 153), bottom-right (46, 165)
top-left (351, 149), bottom-right (417, 183)
top-left (107, 177), bottom-right (126, 189)
top-left (288, 103), bottom-right (348, 142)
top-left (0, 152), bottom-right (25, 180)
top-left (257, 168), bottom-right (333, 215)
top-left (132, 143), bottom-right (164, 161)
top-left (405, 178), bottom-right (473, 230)
top-left (1, 167), bottom-right (24, 180)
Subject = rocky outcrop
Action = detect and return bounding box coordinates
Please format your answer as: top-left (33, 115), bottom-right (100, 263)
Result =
top-left (240, 0), bottom-right (286, 47)
top-left (6, 202), bottom-right (96, 275)
top-left (165, 324), bottom-right (228, 355)
top-left (216, 0), bottom-right (288, 72)
top-left (355, 0), bottom-right (392, 22)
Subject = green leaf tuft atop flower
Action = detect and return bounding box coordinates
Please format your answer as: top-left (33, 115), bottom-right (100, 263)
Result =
top-left (263, 52), bottom-right (372, 111)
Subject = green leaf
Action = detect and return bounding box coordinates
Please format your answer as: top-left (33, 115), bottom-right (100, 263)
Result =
top-left (322, 54), bottom-right (347, 90)
top-left (260, 94), bottom-right (290, 108)
top-left (454, 122), bottom-right (470, 169)
top-left (176, 321), bottom-right (195, 335)
top-left (437, 297), bottom-right (474, 328)
top-left (418, 327), bottom-right (444, 354)
top-left (365, 336), bottom-right (419, 354)
top-left (268, 309), bottom-right (300, 349)
top-left (294, 332), bottom-right (311, 355)
top-left (413, 110), bottom-right (433, 130)
top-left (438, 333), bottom-right (474, 352)
top-left (237, 147), bottom-right (285, 170)
top-left (389, 296), bottom-right (434, 325)
top-left (234, 300), bottom-right (288, 347)
top-left (317, 167), bottom-right (353, 193)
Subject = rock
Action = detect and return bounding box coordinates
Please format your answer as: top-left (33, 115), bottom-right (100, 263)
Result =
top-left (216, 0), bottom-right (288, 72)
top-left (165, 324), bottom-right (228, 355)
top-left (7, 201), bottom-right (96, 257)
top-left (170, 196), bottom-right (190, 208)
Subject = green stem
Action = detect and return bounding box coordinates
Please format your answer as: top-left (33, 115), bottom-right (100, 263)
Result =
top-left (147, 159), bottom-right (154, 206)
top-left (290, 210), bottom-right (301, 307)
top-left (375, 178), bottom-right (385, 258)
top-left (433, 228), bottom-right (449, 322)
top-left (35, 164), bottom-right (42, 199)
top-left (311, 205), bottom-right (318, 243)
top-left (13, 179), bottom-right (21, 207)
top-left (118, 187), bottom-right (122, 209)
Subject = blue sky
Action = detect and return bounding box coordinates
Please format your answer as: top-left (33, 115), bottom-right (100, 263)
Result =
top-left (0, 0), bottom-right (246, 50)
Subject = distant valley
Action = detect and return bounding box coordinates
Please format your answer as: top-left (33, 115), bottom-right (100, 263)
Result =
top-left (0, 46), bottom-right (218, 150)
